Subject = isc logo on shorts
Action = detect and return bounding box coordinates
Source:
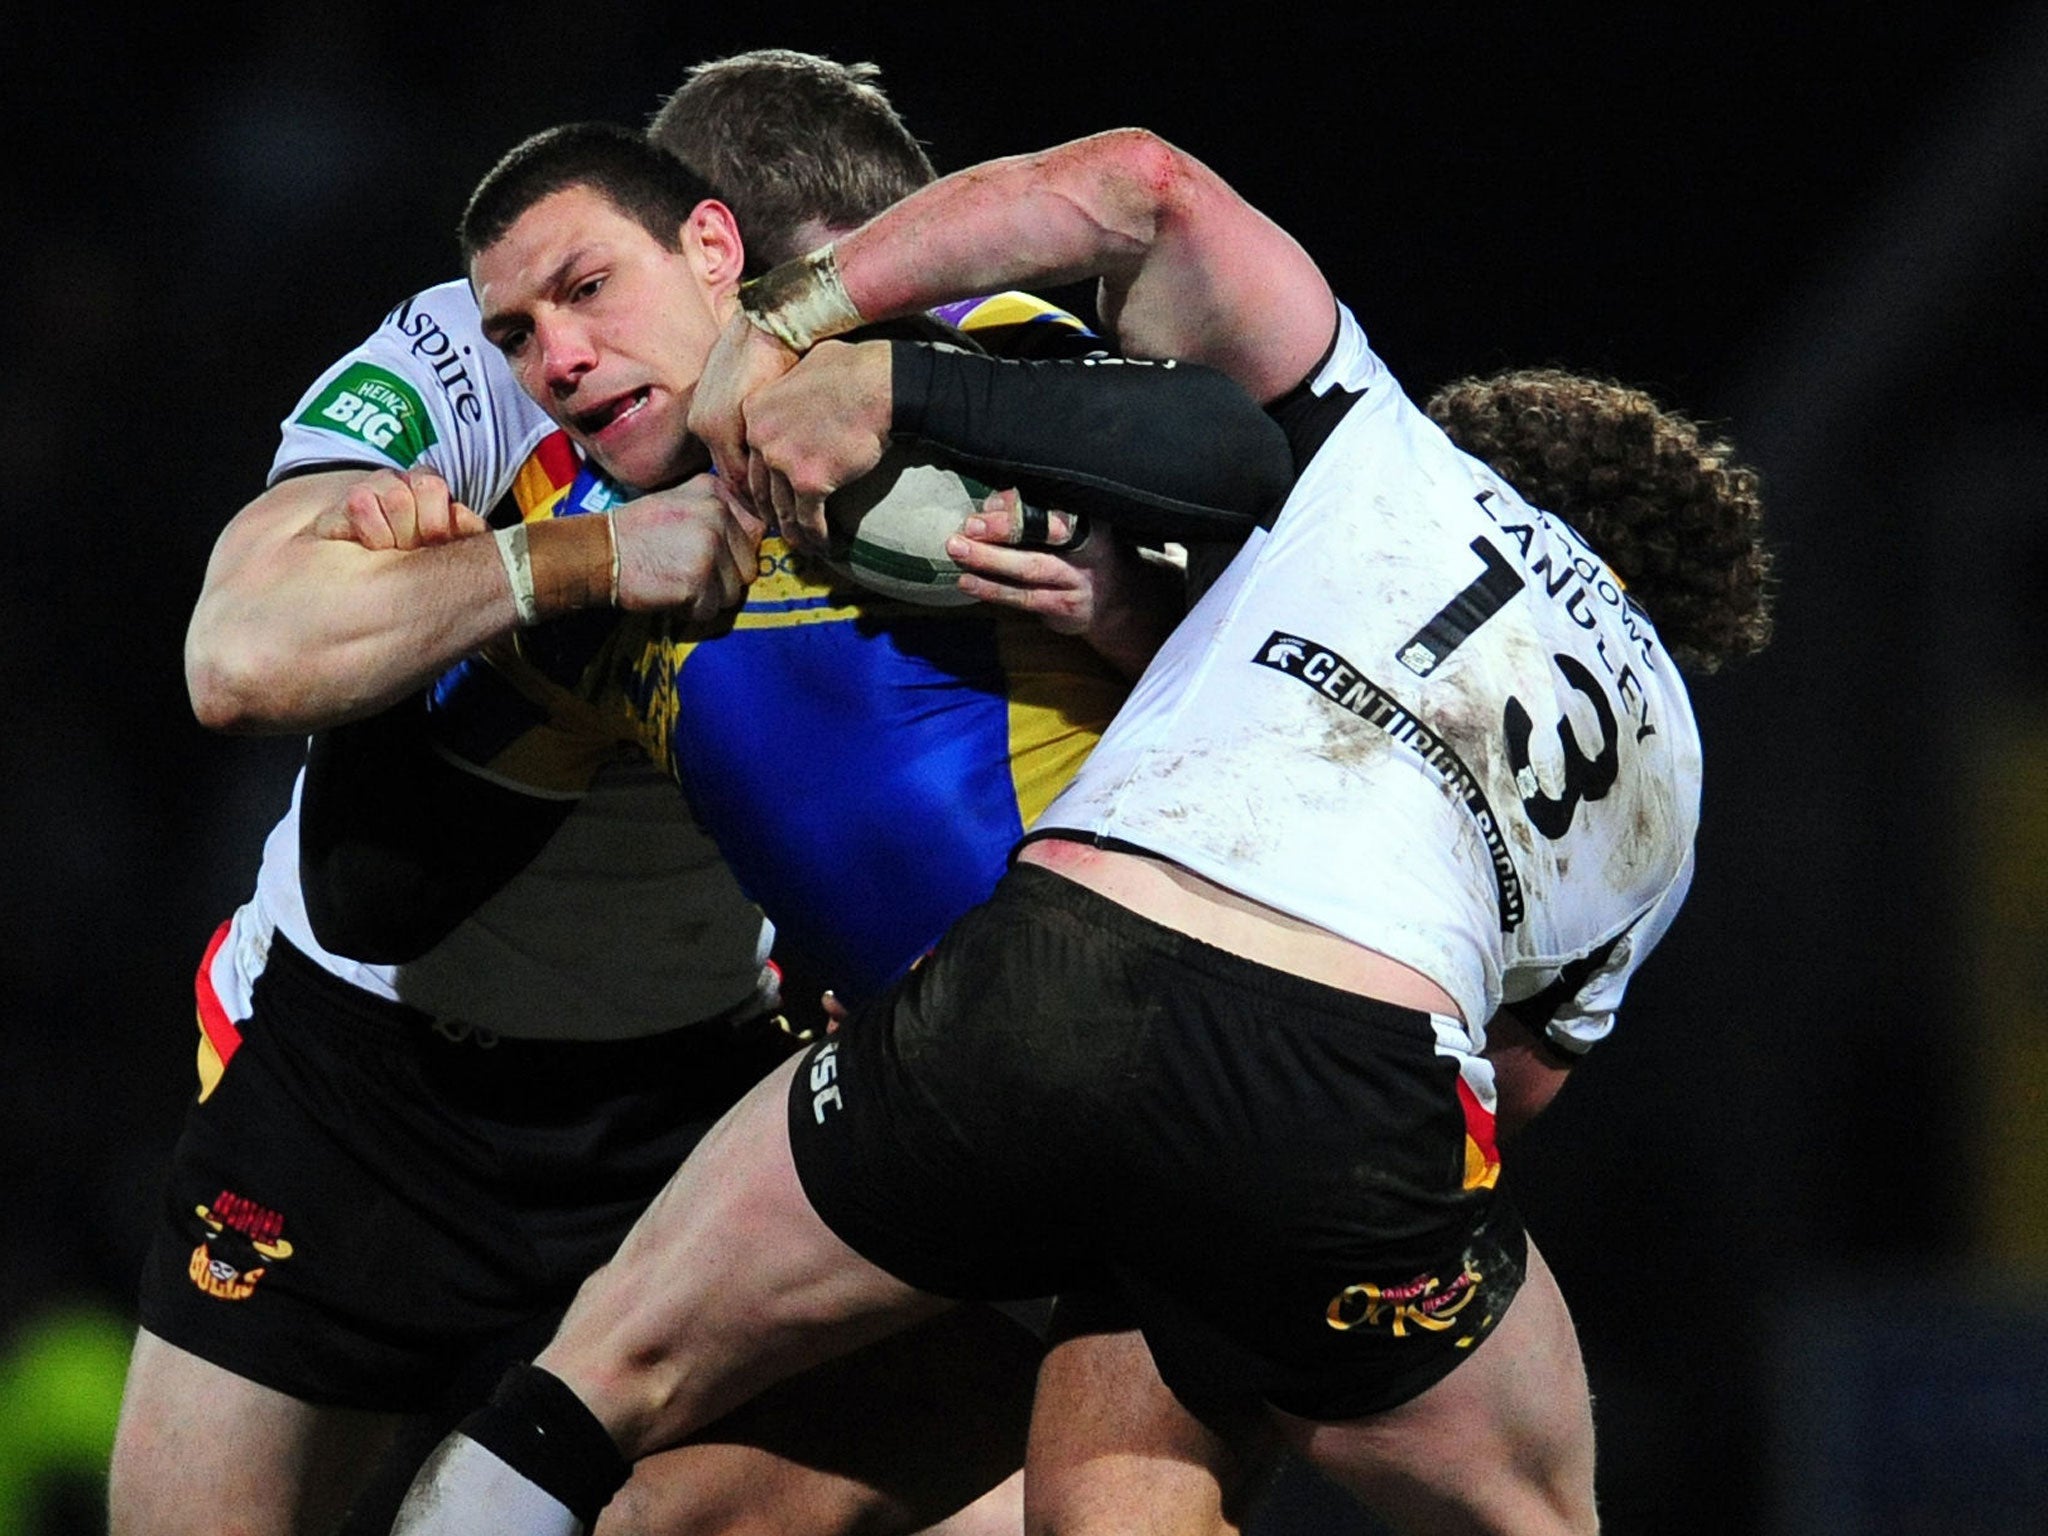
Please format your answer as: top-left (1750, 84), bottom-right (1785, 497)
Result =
top-left (809, 1041), bottom-right (844, 1123)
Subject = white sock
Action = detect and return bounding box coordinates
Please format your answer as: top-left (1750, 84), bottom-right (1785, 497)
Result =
top-left (389, 1432), bottom-right (585, 1536)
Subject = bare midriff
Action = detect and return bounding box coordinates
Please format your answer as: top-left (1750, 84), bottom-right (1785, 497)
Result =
top-left (1017, 835), bottom-right (1464, 1021)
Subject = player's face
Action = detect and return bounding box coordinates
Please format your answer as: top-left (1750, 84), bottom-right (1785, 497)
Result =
top-left (473, 185), bottom-right (731, 490)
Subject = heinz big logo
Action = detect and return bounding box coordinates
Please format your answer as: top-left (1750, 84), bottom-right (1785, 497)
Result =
top-left (298, 363), bottom-right (437, 464)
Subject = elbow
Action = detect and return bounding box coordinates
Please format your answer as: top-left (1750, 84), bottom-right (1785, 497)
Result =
top-left (1082, 129), bottom-right (1201, 226)
top-left (185, 626), bottom-right (301, 734)
top-left (185, 645), bottom-right (257, 734)
top-left (1017, 130), bottom-right (1199, 267)
top-left (1089, 128), bottom-right (1189, 193)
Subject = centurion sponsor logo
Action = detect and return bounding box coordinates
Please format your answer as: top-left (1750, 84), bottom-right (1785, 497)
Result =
top-left (296, 363), bottom-right (437, 465)
top-left (1253, 631), bottom-right (1524, 931)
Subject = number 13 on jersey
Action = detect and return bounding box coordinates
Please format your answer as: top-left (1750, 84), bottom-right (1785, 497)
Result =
top-left (1399, 533), bottom-right (1624, 844)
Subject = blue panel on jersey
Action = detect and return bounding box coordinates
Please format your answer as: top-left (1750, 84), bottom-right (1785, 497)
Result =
top-left (664, 612), bottom-right (1023, 1003)
top-left (431, 447), bottom-right (1098, 1007)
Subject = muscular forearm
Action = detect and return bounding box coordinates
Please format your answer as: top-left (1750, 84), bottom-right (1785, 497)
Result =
top-left (188, 531), bottom-right (513, 734)
top-left (815, 129), bottom-right (1334, 403)
top-left (186, 471), bottom-right (613, 734)
top-left (835, 132), bottom-right (1166, 328)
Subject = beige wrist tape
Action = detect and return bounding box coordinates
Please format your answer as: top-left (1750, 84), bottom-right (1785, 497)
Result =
top-left (738, 244), bottom-right (864, 352)
top-left (603, 507), bottom-right (622, 608)
top-left (494, 522), bottom-right (539, 627)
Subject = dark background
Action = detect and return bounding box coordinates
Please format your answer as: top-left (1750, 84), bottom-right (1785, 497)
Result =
top-left (6, 6), bottom-right (2048, 1532)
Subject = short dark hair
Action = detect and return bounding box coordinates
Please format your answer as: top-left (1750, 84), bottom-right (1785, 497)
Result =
top-left (459, 121), bottom-right (718, 268)
top-left (1426, 369), bottom-right (1776, 674)
top-left (646, 49), bottom-right (936, 269)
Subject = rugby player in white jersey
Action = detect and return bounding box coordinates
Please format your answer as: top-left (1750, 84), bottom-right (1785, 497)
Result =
top-left (388, 127), bottom-right (1773, 1536)
top-left (113, 55), bottom-right (1175, 1536)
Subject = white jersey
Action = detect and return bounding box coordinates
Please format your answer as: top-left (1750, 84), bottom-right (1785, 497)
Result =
top-left (218, 281), bottom-right (774, 1040)
top-left (270, 280), bottom-right (555, 497)
top-left (1039, 305), bottom-right (1701, 1055)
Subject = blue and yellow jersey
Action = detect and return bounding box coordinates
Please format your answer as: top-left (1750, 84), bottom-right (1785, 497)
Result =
top-left (433, 294), bottom-right (1128, 1001)
top-left (588, 525), bottom-right (1125, 1001)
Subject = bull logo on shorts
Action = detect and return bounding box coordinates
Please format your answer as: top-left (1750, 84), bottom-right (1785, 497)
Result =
top-left (1325, 1259), bottom-right (1485, 1337)
top-left (186, 1189), bottom-right (295, 1302)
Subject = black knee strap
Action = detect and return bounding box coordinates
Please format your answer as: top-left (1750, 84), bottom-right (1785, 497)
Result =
top-left (459, 1363), bottom-right (632, 1528)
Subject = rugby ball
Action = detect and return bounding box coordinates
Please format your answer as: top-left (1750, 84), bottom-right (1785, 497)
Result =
top-left (824, 444), bottom-right (990, 606)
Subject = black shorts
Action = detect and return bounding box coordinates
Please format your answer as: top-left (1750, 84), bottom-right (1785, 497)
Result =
top-left (138, 933), bottom-right (802, 1411)
top-left (789, 862), bottom-right (1525, 1421)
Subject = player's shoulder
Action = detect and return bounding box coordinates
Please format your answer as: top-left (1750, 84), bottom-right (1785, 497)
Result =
top-left (337, 277), bottom-right (502, 439)
top-left (271, 277), bottom-right (553, 506)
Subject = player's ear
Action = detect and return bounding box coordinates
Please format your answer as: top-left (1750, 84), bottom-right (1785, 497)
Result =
top-left (683, 199), bottom-right (747, 294)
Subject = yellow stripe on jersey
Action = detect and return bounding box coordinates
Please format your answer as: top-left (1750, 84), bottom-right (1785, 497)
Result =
top-left (994, 621), bottom-right (1127, 827)
top-left (953, 291), bottom-right (1095, 334)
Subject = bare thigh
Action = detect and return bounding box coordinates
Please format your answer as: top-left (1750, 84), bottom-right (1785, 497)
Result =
top-left (109, 1327), bottom-right (402, 1536)
top-left (1272, 1239), bottom-right (1598, 1536)
top-left (1023, 1321), bottom-right (1280, 1536)
top-left (537, 1052), bottom-right (957, 1460)
top-left (599, 1306), bottom-right (1038, 1536)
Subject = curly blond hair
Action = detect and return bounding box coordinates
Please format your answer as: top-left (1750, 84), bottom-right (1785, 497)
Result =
top-left (1425, 369), bottom-right (1775, 674)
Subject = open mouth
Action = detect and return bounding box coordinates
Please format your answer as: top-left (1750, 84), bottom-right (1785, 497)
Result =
top-left (573, 388), bottom-right (651, 436)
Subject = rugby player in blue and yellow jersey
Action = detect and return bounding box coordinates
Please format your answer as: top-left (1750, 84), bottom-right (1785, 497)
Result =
top-left (122, 51), bottom-right (1085, 1536)
top-left (119, 51), bottom-right (1291, 1536)
top-left (431, 121), bottom-right (1290, 1006)
top-left (394, 121), bottom-right (1771, 1536)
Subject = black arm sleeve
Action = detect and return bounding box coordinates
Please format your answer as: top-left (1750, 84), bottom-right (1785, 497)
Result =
top-left (888, 343), bottom-right (1296, 544)
top-left (298, 698), bottom-right (574, 964)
